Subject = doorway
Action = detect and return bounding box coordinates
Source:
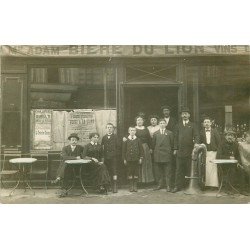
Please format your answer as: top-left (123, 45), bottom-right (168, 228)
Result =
top-left (123, 86), bottom-right (179, 132)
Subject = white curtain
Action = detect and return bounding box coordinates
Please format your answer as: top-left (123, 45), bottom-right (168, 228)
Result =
top-left (94, 110), bottom-right (117, 140)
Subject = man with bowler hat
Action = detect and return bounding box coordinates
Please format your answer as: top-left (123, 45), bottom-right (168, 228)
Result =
top-left (172, 107), bottom-right (199, 192)
top-left (51, 133), bottom-right (83, 197)
top-left (161, 105), bottom-right (177, 132)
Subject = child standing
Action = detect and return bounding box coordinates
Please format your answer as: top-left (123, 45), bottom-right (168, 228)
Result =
top-left (122, 127), bottom-right (143, 192)
top-left (101, 123), bottom-right (119, 193)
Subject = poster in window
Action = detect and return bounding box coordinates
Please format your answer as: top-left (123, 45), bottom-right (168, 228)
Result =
top-left (65, 109), bottom-right (97, 146)
top-left (33, 109), bottom-right (52, 149)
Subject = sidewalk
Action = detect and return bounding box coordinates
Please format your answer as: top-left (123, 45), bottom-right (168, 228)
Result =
top-left (1, 187), bottom-right (250, 204)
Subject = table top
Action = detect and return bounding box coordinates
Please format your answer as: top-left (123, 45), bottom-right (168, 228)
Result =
top-left (9, 158), bottom-right (37, 164)
top-left (65, 159), bottom-right (92, 164)
top-left (211, 159), bottom-right (238, 164)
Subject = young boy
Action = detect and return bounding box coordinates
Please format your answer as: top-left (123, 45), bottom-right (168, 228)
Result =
top-left (122, 126), bottom-right (143, 192)
top-left (101, 123), bottom-right (119, 193)
top-left (152, 119), bottom-right (174, 192)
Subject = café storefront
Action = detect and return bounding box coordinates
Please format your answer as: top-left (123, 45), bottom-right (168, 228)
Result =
top-left (0, 45), bottom-right (249, 183)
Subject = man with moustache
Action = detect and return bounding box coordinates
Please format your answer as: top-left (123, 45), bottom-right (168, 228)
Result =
top-left (172, 107), bottom-right (199, 192)
top-left (161, 105), bottom-right (177, 132)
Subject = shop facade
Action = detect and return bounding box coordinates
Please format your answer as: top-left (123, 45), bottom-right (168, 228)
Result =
top-left (0, 45), bottom-right (249, 182)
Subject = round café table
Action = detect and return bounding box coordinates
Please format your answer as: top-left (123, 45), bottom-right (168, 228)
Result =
top-left (64, 159), bottom-right (92, 196)
top-left (211, 159), bottom-right (239, 197)
top-left (9, 158), bottom-right (37, 196)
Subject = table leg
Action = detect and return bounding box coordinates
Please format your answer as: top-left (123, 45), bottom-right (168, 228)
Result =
top-left (65, 167), bottom-right (76, 194)
top-left (227, 166), bottom-right (240, 194)
top-left (22, 165), bottom-right (35, 195)
top-left (9, 174), bottom-right (21, 196)
top-left (216, 166), bottom-right (224, 197)
top-left (80, 166), bottom-right (88, 195)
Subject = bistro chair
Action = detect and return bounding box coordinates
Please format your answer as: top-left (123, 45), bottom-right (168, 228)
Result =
top-left (0, 145), bottom-right (22, 190)
top-left (29, 150), bottom-right (49, 190)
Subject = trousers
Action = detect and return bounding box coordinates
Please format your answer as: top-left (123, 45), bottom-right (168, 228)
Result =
top-left (174, 157), bottom-right (192, 189)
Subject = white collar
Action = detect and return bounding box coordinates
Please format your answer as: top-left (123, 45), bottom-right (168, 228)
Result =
top-left (107, 133), bottom-right (113, 136)
top-left (90, 141), bottom-right (98, 145)
top-left (71, 145), bottom-right (76, 148)
top-left (183, 120), bottom-right (189, 124)
top-left (148, 125), bottom-right (159, 128)
top-left (128, 135), bottom-right (137, 140)
top-left (135, 126), bottom-right (145, 130)
top-left (164, 117), bottom-right (170, 121)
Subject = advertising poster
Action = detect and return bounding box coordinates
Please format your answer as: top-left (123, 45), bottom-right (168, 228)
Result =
top-left (65, 109), bottom-right (97, 146)
top-left (33, 109), bottom-right (52, 149)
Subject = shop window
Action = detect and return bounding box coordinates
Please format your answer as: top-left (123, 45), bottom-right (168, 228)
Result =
top-left (59, 68), bottom-right (79, 85)
top-left (47, 67), bottom-right (59, 84)
top-left (2, 78), bottom-right (23, 147)
top-left (59, 66), bottom-right (115, 88)
top-left (30, 68), bottom-right (47, 83)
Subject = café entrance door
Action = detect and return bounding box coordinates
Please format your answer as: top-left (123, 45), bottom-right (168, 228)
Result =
top-left (123, 85), bottom-right (179, 132)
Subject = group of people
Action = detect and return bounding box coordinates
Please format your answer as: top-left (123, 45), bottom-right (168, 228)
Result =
top-left (52, 105), bottom-right (250, 198)
top-left (52, 123), bottom-right (118, 197)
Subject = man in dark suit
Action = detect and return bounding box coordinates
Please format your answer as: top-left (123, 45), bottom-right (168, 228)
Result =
top-left (161, 105), bottom-right (177, 132)
top-left (101, 123), bottom-right (119, 193)
top-left (51, 133), bottom-right (83, 197)
top-left (172, 107), bottom-right (199, 192)
top-left (161, 105), bottom-right (177, 188)
top-left (152, 119), bottom-right (174, 192)
top-left (200, 117), bottom-right (221, 188)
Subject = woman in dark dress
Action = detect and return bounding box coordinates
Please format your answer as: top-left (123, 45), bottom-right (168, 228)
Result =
top-left (82, 132), bottom-right (110, 194)
top-left (135, 116), bottom-right (154, 183)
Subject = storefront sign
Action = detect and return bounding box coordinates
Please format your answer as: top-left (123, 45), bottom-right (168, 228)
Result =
top-left (65, 109), bottom-right (96, 145)
top-left (1, 45), bottom-right (250, 57)
top-left (33, 109), bottom-right (52, 149)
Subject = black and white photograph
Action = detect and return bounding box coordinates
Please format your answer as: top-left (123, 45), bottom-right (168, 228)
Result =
top-left (0, 1), bottom-right (250, 250)
top-left (0, 45), bottom-right (249, 204)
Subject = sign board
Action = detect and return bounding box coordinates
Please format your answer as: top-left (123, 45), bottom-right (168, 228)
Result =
top-left (1, 45), bottom-right (250, 58)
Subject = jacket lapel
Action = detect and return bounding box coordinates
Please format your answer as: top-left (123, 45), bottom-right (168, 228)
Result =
top-left (158, 130), bottom-right (166, 145)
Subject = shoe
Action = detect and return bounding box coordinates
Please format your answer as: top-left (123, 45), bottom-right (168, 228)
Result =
top-left (172, 187), bottom-right (180, 193)
top-left (58, 189), bottom-right (67, 198)
top-left (166, 186), bottom-right (171, 192)
top-left (99, 186), bottom-right (108, 195)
